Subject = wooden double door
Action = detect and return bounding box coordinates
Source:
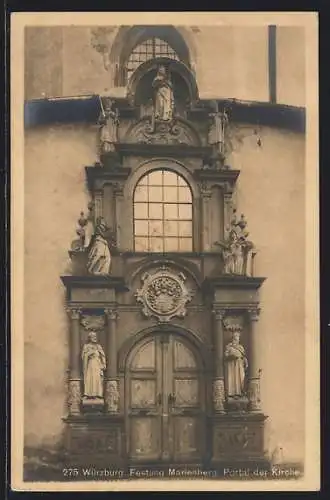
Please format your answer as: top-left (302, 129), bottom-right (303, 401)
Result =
top-left (126, 333), bottom-right (206, 464)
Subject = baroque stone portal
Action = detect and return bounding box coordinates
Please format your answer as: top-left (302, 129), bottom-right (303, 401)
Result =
top-left (135, 267), bottom-right (193, 322)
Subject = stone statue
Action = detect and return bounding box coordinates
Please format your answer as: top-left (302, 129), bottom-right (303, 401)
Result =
top-left (216, 209), bottom-right (255, 276)
top-left (152, 65), bottom-right (174, 123)
top-left (224, 330), bottom-right (248, 398)
top-left (87, 216), bottom-right (112, 276)
top-left (99, 97), bottom-right (119, 154)
top-left (81, 331), bottom-right (106, 398)
top-left (208, 109), bottom-right (228, 157)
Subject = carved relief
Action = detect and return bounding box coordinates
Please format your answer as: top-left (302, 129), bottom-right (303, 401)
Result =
top-left (81, 315), bottom-right (105, 332)
top-left (135, 267), bottom-right (193, 322)
top-left (215, 425), bottom-right (262, 454)
top-left (248, 377), bottom-right (262, 412)
top-left (213, 377), bottom-right (225, 413)
top-left (105, 379), bottom-right (120, 413)
top-left (68, 379), bottom-right (81, 415)
top-left (71, 429), bottom-right (118, 454)
top-left (125, 117), bottom-right (200, 146)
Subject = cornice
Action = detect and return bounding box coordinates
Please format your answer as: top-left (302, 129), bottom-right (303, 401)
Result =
top-left (116, 143), bottom-right (212, 158)
top-left (60, 275), bottom-right (129, 291)
top-left (85, 166), bottom-right (132, 190)
top-left (24, 96), bottom-right (305, 133)
top-left (203, 276), bottom-right (266, 291)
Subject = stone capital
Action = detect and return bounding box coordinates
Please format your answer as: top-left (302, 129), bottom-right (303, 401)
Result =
top-left (212, 308), bottom-right (226, 321)
top-left (247, 307), bottom-right (261, 322)
top-left (104, 308), bottom-right (118, 321)
top-left (66, 308), bottom-right (82, 320)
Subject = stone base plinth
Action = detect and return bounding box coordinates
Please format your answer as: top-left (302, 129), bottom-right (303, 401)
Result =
top-left (63, 414), bottom-right (125, 467)
top-left (211, 413), bottom-right (269, 470)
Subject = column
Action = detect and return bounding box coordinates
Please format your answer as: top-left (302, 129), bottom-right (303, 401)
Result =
top-left (212, 308), bottom-right (226, 413)
top-left (247, 307), bottom-right (262, 412)
top-left (66, 308), bottom-right (82, 416)
top-left (223, 192), bottom-right (233, 239)
top-left (104, 309), bottom-right (119, 413)
top-left (201, 182), bottom-right (212, 251)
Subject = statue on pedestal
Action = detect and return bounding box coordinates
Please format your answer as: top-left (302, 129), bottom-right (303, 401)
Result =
top-left (152, 65), bottom-right (174, 125)
top-left (208, 102), bottom-right (229, 167)
top-left (81, 331), bottom-right (106, 399)
top-left (224, 329), bottom-right (248, 399)
top-left (216, 209), bottom-right (255, 276)
top-left (99, 97), bottom-right (119, 154)
top-left (87, 216), bottom-right (113, 276)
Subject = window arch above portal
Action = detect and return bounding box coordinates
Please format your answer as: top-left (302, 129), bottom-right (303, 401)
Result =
top-left (133, 169), bottom-right (193, 252)
top-left (126, 37), bottom-right (180, 83)
top-left (111, 25), bottom-right (194, 87)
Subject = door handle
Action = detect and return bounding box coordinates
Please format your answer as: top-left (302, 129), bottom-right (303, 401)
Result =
top-left (168, 393), bottom-right (176, 405)
top-left (157, 393), bottom-right (162, 405)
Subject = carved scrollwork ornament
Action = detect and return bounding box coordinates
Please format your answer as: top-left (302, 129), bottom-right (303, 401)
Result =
top-left (80, 315), bottom-right (105, 332)
top-left (135, 266), bottom-right (193, 322)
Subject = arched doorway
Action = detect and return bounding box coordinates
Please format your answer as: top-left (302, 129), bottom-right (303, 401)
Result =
top-left (125, 331), bottom-right (206, 465)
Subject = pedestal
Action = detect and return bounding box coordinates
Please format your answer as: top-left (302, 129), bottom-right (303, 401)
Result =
top-left (63, 414), bottom-right (125, 467)
top-left (211, 413), bottom-right (270, 471)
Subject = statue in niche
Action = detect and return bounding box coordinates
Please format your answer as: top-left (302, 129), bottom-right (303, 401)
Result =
top-left (224, 329), bottom-right (248, 398)
top-left (87, 216), bottom-right (113, 276)
top-left (208, 102), bottom-right (229, 167)
top-left (82, 331), bottom-right (106, 399)
top-left (216, 209), bottom-right (255, 276)
top-left (98, 97), bottom-right (119, 154)
top-left (152, 65), bottom-right (174, 124)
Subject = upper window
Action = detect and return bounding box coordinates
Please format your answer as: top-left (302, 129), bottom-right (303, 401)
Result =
top-left (126, 38), bottom-right (180, 82)
top-left (134, 170), bottom-right (193, 252)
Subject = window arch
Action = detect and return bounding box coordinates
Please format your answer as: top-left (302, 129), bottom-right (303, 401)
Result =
top-left (133, 169), bottom-right (193, 252)
top-left (126, 37), bottom-right (180, 82)
top-left (110, 25), bottom-right (194, 87)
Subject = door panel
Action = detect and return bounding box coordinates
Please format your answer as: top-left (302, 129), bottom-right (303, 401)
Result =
top-left (173, 416), bottom-right (200, 459)
top-left (127, 333), bottom-right (204, 463)
top-left (174, 379), bottom-right (199, 407)
top-left (127, 338), bottom-right (162, 461)
top-left (130, 379), bottom-right (157, 408)
top-left (129, 417), bottom-right (161, 460)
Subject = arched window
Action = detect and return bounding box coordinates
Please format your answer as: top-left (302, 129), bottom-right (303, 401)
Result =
top-left (134, 170), bottom-right (193, 252)
top-left (126, 37), bottom-right (180, 82)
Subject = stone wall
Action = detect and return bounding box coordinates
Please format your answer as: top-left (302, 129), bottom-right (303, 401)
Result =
top-left (24, 25), bottom-right (305, 106)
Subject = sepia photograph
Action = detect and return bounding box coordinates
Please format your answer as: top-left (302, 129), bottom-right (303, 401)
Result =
top-left (11, 12), bottom-right (319, 492)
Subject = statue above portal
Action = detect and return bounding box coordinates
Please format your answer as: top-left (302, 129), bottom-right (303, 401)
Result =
top-left (152, 65), bottom-right (175, 125)
top-left (207, 102), bottom-right (229, 167)
top-left (87, 216), bottom-right (115, 276)
top-left (98, 97), bottom-right (119, 155)
top-left (215, 209), bottom-right (256, 276)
